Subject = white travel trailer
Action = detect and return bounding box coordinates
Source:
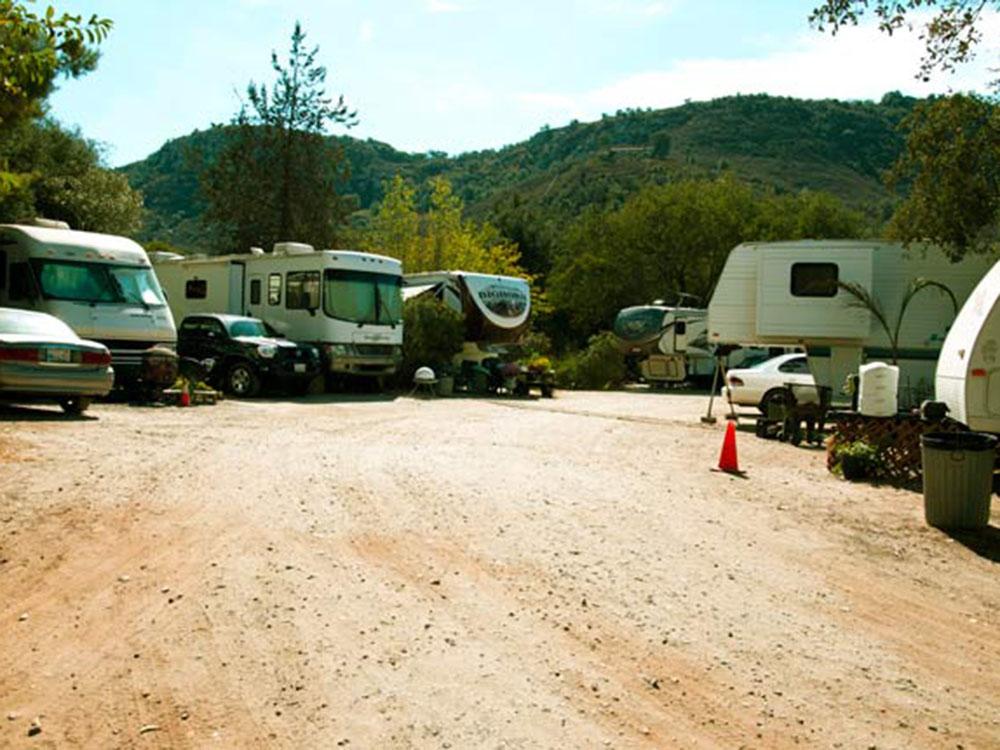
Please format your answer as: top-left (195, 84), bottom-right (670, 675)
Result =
top-left (402, 271), bottom-right (530, 363)
top-left (0, 221), bottom-right (176, 385)
top-left (152, 243), bottom-right (403, 380)
top-left (708, 240), bottom-right (995, 407)
top-left (936, 260), bottom-right (1000, 432)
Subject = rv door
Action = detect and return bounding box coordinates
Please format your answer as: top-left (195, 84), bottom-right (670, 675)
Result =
top-left (229, 263), bottom-right (246, 315)
top-left (246, 274), bottom-right (264, 318)
top-left (674, 320), bottom-right (688, 352)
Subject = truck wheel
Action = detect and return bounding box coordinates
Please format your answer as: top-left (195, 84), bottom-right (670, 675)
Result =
top-left (227, 362), bottom-right (261, 398)
top-left (60, 396), bottom-right (91, 415)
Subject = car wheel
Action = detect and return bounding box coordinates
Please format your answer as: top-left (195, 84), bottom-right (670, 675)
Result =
top-left (758, 388), bottom-right (787, 415)
top-left (227, 362), bottom-right (261, 398)
top-left (60, 396), bottom-right (91, 415)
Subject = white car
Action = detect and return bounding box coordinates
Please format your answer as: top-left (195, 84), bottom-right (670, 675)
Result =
top-left (723, 352), bottom-right (815, 412)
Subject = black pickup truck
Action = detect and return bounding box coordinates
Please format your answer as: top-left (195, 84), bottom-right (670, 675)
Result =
top-left (177, 314), bottom-right (321, 397)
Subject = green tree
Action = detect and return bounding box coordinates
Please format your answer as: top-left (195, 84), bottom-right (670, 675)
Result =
top-left (886, 94), bottom-right (1000, 257)
top-left (548, 177), bottom-right (865, 337)
top-left (0, 120), bottom-right (142, 234)
top-left (0, 1), bottom-right (112, 125)
top-left (201, 22), bottom-right (357, 253)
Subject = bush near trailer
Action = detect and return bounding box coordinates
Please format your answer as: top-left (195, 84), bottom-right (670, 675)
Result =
top-left (555, 332), bottom-right (627, 390)
top-left (399, 296), bottom-right (464, 385)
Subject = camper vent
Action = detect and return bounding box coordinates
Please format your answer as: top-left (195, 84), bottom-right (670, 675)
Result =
top-left (249, 246), bottom-right (265, 256)
top-left (273, 242), bottom-right (314, 255)
top-left (30, 218), bottom-right (71, 230)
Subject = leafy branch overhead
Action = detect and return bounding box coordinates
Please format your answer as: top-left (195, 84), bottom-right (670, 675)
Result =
top-left (810, 1), bottom-right (993, 84)
top-left (0, 1), bottom-right (113, 124)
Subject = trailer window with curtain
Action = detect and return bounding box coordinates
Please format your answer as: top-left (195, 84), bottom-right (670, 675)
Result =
top-left (268, 273), bottom-right (281, 305)
top-left (790, 263), bottom-right (838, 297)
top-left (286, 271), bottom-right (320, 310)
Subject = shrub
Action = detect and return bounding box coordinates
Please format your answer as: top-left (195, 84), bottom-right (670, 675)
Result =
top-left (555, 331), bottom-right (626, 390)
top-left (400, 296), bottom-right (464, 383)
top-left (832, 440), bottom-right (881, 481)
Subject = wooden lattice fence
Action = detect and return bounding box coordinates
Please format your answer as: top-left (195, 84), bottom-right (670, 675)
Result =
top-left (826, 412), bottom-right (970, 488)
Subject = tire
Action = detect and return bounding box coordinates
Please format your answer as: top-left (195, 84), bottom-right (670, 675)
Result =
top-left (59, 396), bottom-right (91, 415)
top-left (758, 388), bottom-right (786, 416)
top-left (226, 361), bottom-right (261, 398)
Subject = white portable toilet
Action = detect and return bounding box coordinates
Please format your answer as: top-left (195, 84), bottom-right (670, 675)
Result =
top-left (858, 362), bottom-right (899, 417)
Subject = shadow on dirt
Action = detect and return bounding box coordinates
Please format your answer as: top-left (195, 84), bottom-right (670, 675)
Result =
top-left (0, 404), bottom-right (97, 422)
top-left (945, 525), bottom-right (1000, 563)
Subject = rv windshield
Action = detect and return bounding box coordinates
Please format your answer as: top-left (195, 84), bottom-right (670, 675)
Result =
top-left (30, 259), bottom-right (166, 306)
top-left (323, 269), bottom-right (403, 325)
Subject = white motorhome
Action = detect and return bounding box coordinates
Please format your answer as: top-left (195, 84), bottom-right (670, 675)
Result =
top-left (152, 243), bottom-right (403, 380)
top-left (0, 221), bottom-right (176, 385)
top-left (402, 271), bottom-right (530, 363)
top-left (936, 260), bottom-right (1000, 432)
top-left (708, 240), bottom-right (995, 407)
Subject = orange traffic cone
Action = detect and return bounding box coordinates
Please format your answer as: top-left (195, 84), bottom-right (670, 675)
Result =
top-left (717, 421), bottom-right (740, 474)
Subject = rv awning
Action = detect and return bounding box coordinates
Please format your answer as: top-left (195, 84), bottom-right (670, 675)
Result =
top-left (402, 283), bottom-right (441, 300)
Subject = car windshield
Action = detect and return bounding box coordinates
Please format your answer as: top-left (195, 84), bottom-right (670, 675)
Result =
top-left (323, 269), bottom-right (403, 325)
top-left (30, 259), bottom-right (166, 306)
top-left (0, 309), bottom-right (76, 338)
top-left (228, 319), bottom-right (269, 337)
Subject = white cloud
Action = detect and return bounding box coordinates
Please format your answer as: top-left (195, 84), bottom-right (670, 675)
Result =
top-left (588, 0), bottom-right (679, 17)
top-left (515, 13), bottom-right (999, 128)
top-left (426, 0), bottom-right (464, 12)
top-left (359, 19), bottom-right (374, 43)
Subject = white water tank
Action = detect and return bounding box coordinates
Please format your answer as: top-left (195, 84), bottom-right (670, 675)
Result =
top-left (858, 362), bottom-right (899, 417)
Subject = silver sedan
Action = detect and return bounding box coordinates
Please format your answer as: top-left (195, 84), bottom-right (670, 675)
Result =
top-left (0, 307), bottom-right (114, 414)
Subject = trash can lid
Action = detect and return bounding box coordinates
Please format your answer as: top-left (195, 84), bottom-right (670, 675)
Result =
top-left (921, 431), bottom-right (999, 451)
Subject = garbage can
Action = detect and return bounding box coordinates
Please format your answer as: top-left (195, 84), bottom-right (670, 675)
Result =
top-left (921, 432), bottom-right (998, 529)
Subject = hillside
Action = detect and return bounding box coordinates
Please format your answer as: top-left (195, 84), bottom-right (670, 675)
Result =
top-left (121, 92), bottom-right (918, 251)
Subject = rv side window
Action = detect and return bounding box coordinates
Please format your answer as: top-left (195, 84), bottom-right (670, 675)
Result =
top-left (250, 279), bottom-right (261, 305)
top-left (268, 273), bottom-right (281, 305)
top-left (791, 263), bottom-right (838, 297)
top-left (186, 279), bottom-right (207, 299)
top-left (675, 321), bottom-right (687, 335)
top-left (285, 271), bottom-right (320, 310)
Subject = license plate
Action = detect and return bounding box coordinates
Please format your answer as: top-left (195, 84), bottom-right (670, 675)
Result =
top-left (294, 363), bottom-right (307, 373)
top-left (45, 348), bottom-right (72, 363)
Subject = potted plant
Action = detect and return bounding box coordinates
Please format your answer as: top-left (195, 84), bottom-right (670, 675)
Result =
top-left (835, 440), bottom-right (881, 481)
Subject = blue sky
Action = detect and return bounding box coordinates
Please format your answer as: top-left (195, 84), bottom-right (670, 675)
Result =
top-left (48, 0), bottom-right (997, 167)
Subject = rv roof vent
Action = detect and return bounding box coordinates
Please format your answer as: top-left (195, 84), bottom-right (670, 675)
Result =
top-left (148, 251), bottom-right (184, 263)
top-left (249, 246), bottom-right (265, 256)
top-left (30, 218), bottom-right (71, 230)
top-left (273, 242), bottom-right (314, 255)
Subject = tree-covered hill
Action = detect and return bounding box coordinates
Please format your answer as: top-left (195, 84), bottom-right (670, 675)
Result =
top-left (121, 92), bottom-right (918, 251)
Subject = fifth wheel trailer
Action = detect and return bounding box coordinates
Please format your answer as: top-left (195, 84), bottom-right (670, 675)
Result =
top-left (152, 243), bottom-right (403, 380)
top-left (707, 240), bottom-right (995, 408)
top-left (402, 271), bottom-right (531, 363)
top-left (936, 260), bottom-right (1000, 432)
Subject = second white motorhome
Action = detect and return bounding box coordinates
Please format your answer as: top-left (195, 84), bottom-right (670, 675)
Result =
top-left (0, 221), bottom-right (176, 386)
top-left (936, 260), bottom-right (1000, 432)
top-left (153, 243), bottom-right (403, 381)
top-left (708, 240), bottom-right (995, 407)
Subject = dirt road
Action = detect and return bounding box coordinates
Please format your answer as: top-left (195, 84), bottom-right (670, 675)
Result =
top-left (1, 392), bottom-right (998, 749)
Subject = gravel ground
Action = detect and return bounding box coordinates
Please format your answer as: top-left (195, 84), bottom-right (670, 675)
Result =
top-left (0, 391), bottom-right (998, 749)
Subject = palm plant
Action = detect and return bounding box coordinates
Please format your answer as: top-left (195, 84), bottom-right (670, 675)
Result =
top-left (837, 278), bottom-right (958, 364)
